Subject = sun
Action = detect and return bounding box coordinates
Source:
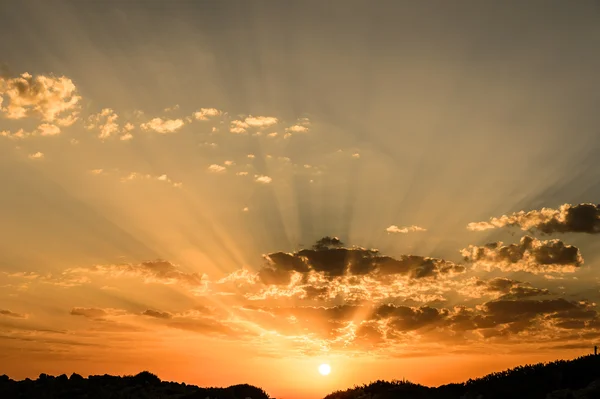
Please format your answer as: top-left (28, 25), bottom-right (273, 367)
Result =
top-left (318, 363), bottom-right (331, 376)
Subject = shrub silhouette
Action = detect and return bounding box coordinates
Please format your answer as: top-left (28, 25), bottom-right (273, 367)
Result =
top-left (323, 355), bottom-right (600, 399)
top-left (0, 371), bottom-right (271, 399)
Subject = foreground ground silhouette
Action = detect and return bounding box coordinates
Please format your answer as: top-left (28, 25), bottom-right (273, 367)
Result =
top-left (0, 371), bottom-right (271, 399)
top-left (325, 355), bottom-right (600, 399)
top-left (2, 355), bottom-right (600, 398)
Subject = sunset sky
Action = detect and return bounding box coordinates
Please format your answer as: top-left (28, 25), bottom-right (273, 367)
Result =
top-left (1, 1), bottom-right (600, 398)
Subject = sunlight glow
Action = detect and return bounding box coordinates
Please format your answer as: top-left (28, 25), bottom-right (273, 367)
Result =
top-left (318, 364), bottom-right (331, 376)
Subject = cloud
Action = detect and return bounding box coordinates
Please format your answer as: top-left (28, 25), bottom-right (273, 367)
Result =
top-left (140, 117), bottom-right (185, 133)
top-left (254, 175), bottom-right (272, 184)
top-left (193, 108), bottom-right (221, 120)
top-left (386, 225), bottom-right (427, 234)
top-left (70, 307), bottom-right (109, 319)
top-left (0, 72), bottom-right (81, 122)
top-left (65, 260), bottom-right (206, 291)
top-left (464, 277), bottom-right (551, 300)
top-left (208, 164), bottom-right (226, 173)
top-left (142, 309), bottom-right (172, 319)
top-left (67, 306), bottom-right (244, 339)
top-left (244, 116), bottom-right (278, 128)
top-left (215, 237), bottom-right (466, 306)
top-left (166, 310), bottom-right (249, 338)
top-left (258, 237), bottom-right (464, 281)
top-left (481, 298), bottom-right (586, 325)
top-left (447, 298), bottom-right (600, 336)
top-left (229, 116), bottom-right (278, 133)
top-left (0, 129), bottom-right (30, 139)
top-left (461, 236), bottom-right (583, 274)
top-left (467, 203), bottom-right (600, 234)
top-left (28, 152), bottom-right (44, 159)
top-left (2, 123), bottom-right (64, 139)
top-left (164, 104), bottom-right (180, 112)
top-left (100, 171), bottom-right (182, 188)
top-left (86, 108), bottom-right (119, 139)
top-left (37, 123), bottom-right (61, 136)
top-left (237, 296), bottom-right (600, 352)
top-left (285, 124), bottom-right (308, 133)
top-left (6, 233), bottom-right (600, 355)
top-left (230, 120), bottom-right (249, 134)
top-left (0, 309), bottom-right (27, 318)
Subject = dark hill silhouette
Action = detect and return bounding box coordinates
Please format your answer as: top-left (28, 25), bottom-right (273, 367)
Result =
top-left (323, 355), bottom-right (600, 399)
top-left (4, 356), bottom-right (600, 398)
top-left (0, 371), bottom-right (271, 399)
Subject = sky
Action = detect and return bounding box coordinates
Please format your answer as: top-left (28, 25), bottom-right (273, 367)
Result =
top-left (1, 0), bottom-right (600, 398)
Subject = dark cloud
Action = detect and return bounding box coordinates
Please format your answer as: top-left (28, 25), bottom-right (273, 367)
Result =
top-left (373, 305), bottom-right (448, 332)
top-left (258, 237), bottom-right (465, 285)
top-left (70, 308), bottom-right (108, 319)
top-left (449, 299), bottom-right (599, 335)
top-left (482, 298), bottom-right (578, 323)
top-left (475, 277), bottom-right (551, 300)
top-left (467, 203), bottom-right (600, 234)
top-left (137, 260), bottom-right (204, 285)
top-left (141, 309), bottom-right (172, 319)
top-left (0, 309), bottom-right (26, 318)
top-left (461, 236), bottom-right (583, 274)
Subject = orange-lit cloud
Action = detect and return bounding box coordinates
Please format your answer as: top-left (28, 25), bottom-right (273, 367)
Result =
top-left (0, 72), bottom-right (80, 123)
top-left (193, 107), bottom-right (221, 120)
top-left (467, 203), bottom-right (600, 234)
top-left (386, 225), bottom-right (427, 234)
top-left (0, 310), bottom-right (27, 319)
top-left (140, 117), bottom-right (185, 133)
top-left (86, 108), bottom-right (120, 139)
top-left (461, 236), bottom-right (583, 274)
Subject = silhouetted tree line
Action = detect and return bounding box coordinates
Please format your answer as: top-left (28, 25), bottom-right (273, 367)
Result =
top-left (5, 356), bottom-right (600, 399)
top-left (0, 370), bottom-right (271, 399)
top-left (323, 355), bottom-right (600, 399)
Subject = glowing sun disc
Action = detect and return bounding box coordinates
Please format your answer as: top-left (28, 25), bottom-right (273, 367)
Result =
top-left (318, 363), bottom-right (331, 376)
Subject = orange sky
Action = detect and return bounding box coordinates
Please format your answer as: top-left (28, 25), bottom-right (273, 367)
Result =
top-left (1, 1), bottom-right (600, 398)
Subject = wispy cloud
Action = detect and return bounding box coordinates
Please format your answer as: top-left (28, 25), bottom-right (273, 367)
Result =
top-left (386, 225), bottom-right (427, 234)
top-left (65, 260), bottom-right (207, 290)
top-left (0, 309), bottom-right (27, 318)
